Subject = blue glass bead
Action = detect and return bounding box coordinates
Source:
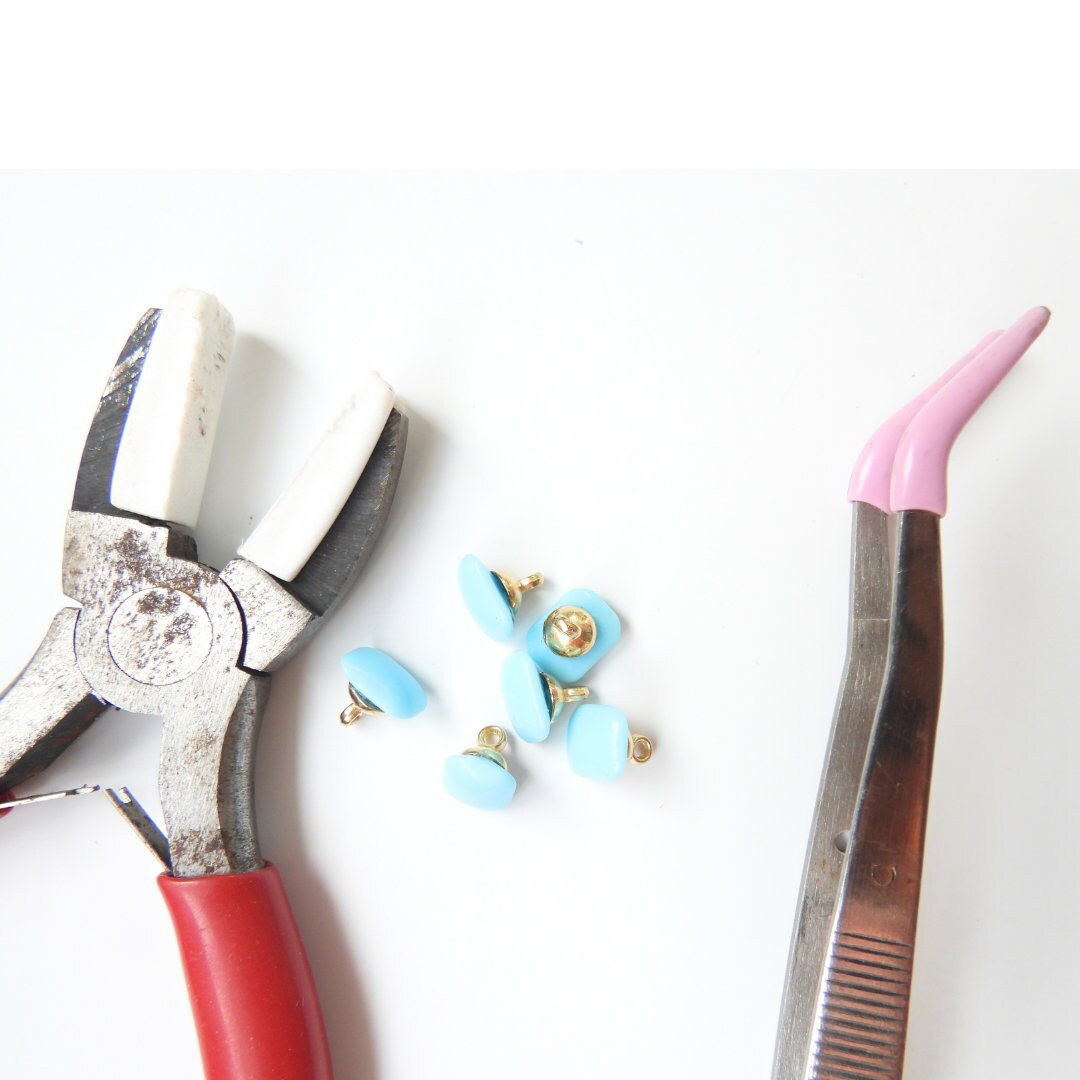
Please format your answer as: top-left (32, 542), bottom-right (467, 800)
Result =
top-left (525, 588), bottom-right (621, 683)
top-left (566, 703), bottom-right (630, 781)
top-left (458, 554), bottom-right (516, 641)
top-left (339, 647), bottom-right (426, 718)
top-left (501, 651), bottom-right (554, 743)
top-left (442, 752), bottom-right (517, 810)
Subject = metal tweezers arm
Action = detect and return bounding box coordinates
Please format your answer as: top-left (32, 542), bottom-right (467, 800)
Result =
top-left (805, 510), bottom-right (943, 1080)
top-left (772, 501), bottom-right (891, 1080)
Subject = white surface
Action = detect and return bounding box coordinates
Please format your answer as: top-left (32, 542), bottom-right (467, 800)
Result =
top-left (238, 371), bottom-right (395, 580)
top-left (0, 172), bottom-right (1078, 1079)
top-left (111, 289), bottom-right (235, 527)
top-left (1, 5), bottom-right (1070, 170)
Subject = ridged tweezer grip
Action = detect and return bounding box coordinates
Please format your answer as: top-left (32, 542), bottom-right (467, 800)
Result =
top-left (809, 931), bottom-right (913, 1079)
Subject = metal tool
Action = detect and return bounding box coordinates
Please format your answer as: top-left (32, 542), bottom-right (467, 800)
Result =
top-left (0, 291), bottom-right (407, 1080)
top-left (0, 784), bottom-right (99, 813)
top-left (772, 307), bottom-right (1050, 1080)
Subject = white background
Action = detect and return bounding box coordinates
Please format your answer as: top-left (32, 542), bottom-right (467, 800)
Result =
top-left (0, 172), bottom-right (1077, 1078)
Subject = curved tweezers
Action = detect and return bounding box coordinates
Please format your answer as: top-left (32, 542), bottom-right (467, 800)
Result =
top-left (774, 307), bottom-right (1051, 1080)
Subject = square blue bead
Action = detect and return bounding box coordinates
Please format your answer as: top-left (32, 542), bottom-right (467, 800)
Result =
top-left (566, 704), bottom-right (629, 781)
top-left (525, 588), bottom-right (621, 683)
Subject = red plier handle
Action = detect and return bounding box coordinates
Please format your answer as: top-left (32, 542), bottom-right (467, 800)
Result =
top-left (160, 864), bottom-right (333, 1080)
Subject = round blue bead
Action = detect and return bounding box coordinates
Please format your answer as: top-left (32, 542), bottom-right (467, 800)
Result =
top-left (566, 703), bottom-right (629, 781)
top-left (339, 647), bottom-right (426, 718)
top-left (501, 651), bottom-right (552, 743)
top-left (442, 753), bottom-right (517, 810)
top-left (458, 554), bottom-right (515, 641)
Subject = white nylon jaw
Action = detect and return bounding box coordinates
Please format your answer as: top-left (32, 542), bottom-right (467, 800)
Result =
top-left (237, 370), bottom-right (395, 581)
top-left (110, 289), bottom-right (235, 528)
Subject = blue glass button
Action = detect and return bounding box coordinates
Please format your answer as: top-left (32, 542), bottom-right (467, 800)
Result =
top-left (442, 752), bottom-right (517, 810)
top-left (526, 588), bottom-right (621, 683)
top-left (566, 703), bottom-right (630, 781)
top-left (340, 647), bottom-right (426, 718)
top-left (501, 651), bottom-right (556, 743)
top-left (458, 554), bottom-right (516, 641)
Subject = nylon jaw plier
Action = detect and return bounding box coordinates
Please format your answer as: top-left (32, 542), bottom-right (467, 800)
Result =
top-left (0, 291), bottom-right (406, 1080)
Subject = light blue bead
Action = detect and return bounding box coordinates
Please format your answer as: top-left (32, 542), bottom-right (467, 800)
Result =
top-left (525, 588), bottom-right (621, 683)
top-left (566, 703), bottom-right (629, 781)
top-left (442, 752), bottom-right (517, 810)
top-left (458, 554), bottom-right (515, 641)
top-left (501, 651), bottom-right (553, 743)
top-left (339, 647), bottom-right (426, 718)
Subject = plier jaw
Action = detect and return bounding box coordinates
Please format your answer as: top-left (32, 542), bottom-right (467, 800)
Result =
top-left (70, 306), bottom-right (164, 522)
top-left (0, 308), bottom-right (170, 792)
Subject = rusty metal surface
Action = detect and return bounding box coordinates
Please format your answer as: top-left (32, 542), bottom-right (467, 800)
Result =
top-left (219, 557), bottom-right (316, 673)
top-left (0, 303), bottom-right (408, 877)
top-left (63, 513), bottom-right (247, 715)
top-left (0, 608), bottom-right (107, 790)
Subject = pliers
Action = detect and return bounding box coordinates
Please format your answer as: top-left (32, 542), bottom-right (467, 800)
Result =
top-left (0, 291), bottom-right (407, 1079)
top-left (772, 307), bottom-right (1050, 1080)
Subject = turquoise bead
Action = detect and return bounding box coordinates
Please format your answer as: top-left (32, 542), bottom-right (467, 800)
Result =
top-left (458, 554), bottom-right (515, 641)
top-left (339, 647), bottom-right (426, 718)
top-left (566, 703), bottom-right (629, 781)
top-left (501, 651), bottom-right (553, 743)
top-left (525, 588), bottom-right (621, 683)
top-left (442, 752), bottom-right (517, 810)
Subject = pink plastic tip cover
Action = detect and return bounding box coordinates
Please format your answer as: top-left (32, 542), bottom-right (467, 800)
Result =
top-left (847, 330), bottom-right (1002, 512)
top-left (890, 306), bottom-right (1050, 516)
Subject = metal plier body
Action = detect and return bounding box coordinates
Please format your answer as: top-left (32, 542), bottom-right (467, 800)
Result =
top-left (0, 297), bottom-right (406, 1079)
top-left (773, 309), bottom-right (1050, 1080)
